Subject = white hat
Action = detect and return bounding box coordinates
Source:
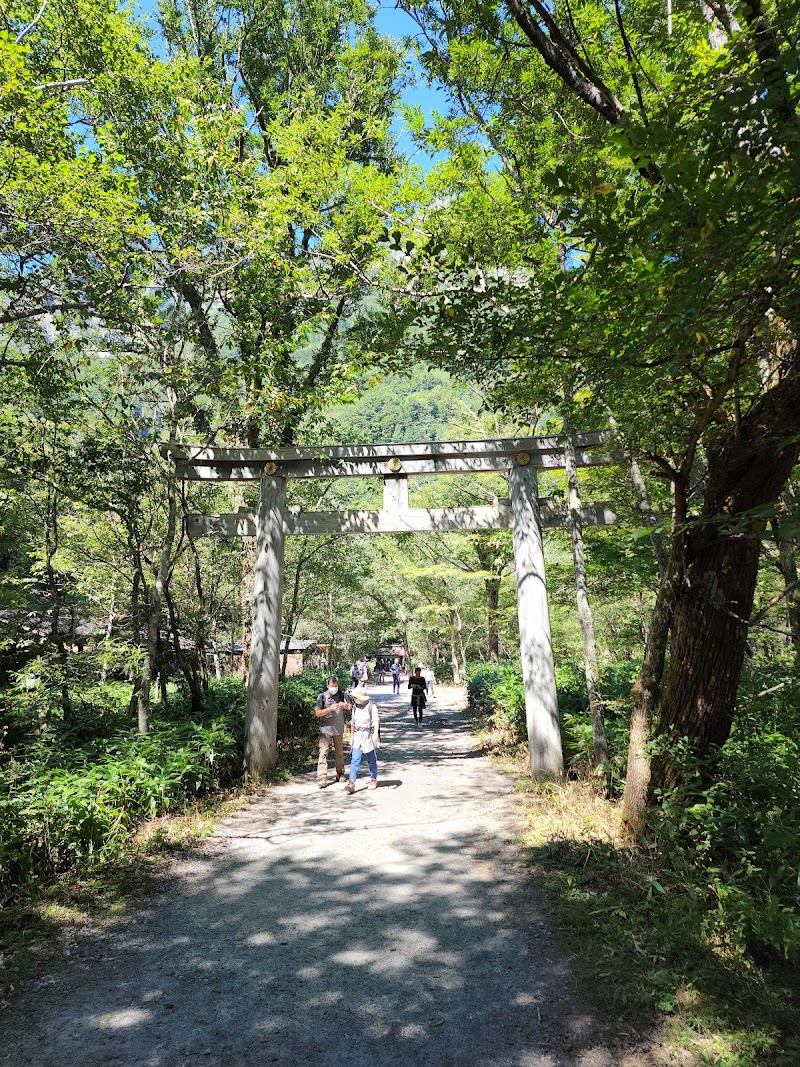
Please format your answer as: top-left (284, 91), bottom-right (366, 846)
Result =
top-left (351, 686), bottom-right (369, 701)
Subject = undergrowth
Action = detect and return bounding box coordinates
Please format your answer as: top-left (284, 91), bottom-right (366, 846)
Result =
top-left (0, 670), bottom-right (337, 902)
top-left (0, 668), bottom-right (342, 997)
top-left (467, 658), bottom-right (800, 1067)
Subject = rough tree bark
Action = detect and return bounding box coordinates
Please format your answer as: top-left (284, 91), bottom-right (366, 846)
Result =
top-left (650, 375), bottom-right (800, 795)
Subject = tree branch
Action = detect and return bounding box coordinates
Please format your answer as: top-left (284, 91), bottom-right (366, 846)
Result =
top-left (503, 0), bottom-right (664, 185)
top-left (15, 0), bottom-right (46, 43)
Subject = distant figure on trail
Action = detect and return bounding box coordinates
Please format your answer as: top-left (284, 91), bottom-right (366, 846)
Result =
top-left (408, 666), bottom-right (427, 723)
top-left (346, 686), bottom-right (380, 793)
top-left (375, 658), bottom-right (385, 684)
top-left (315, 675), bottom-right (351, 789)
top-left (390, 659), bottom-right (401, 694)
top-left (350, 663), bottom-right (360, 686)
top-left (422, 665), bottom-right (436, 698)
top-left (358, 658), bottom-right (368, 685)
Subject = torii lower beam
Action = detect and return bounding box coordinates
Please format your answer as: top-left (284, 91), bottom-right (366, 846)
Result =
top-left (187, 500), bottom-right (616, 538)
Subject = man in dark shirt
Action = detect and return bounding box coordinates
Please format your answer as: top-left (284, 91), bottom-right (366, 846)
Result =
top-left (408, 666), bottom-right (427, 723)
top-left (315, 675), bottom-right (351, 788)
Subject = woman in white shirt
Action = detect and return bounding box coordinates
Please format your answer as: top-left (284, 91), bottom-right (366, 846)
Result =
top-left (345, 687), bottom-right (380, 793)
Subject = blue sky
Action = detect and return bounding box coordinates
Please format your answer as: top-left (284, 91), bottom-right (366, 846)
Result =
top-left (132, 0), bottom-right (450, 168)
top-left (373, 3), bottom-right (451, 165)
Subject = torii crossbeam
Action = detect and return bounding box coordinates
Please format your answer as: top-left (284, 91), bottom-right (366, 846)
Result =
top-left (172, 434), bottom-right (615, 780)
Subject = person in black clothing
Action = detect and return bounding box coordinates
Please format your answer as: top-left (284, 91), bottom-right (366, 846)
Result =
top-left (408, 666), bottom-right (427, 723)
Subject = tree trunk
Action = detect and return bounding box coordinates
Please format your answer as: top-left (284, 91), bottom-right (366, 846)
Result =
top-left (137, 441), bottom-right (180, 734)
top-left (156, 627), bottom-right (169, 707)
top-left (565, 439), bottom-right (608, 771)
top-left (450, 618), bottom-right (461, 685)
top-left (212, 635), bottom-right (223, 679)
top-left (772, 491), bottom-right (800, 661)
top-left (621, 569), bottom-right (675, 832)
top-left (138, 582), bottom-right (162, 733)
top-left (158, 668), bottom-right (169, 709)
top-left (280, 555), bottom-right (305, 681)
top-left (100, 594), bottom-right (114, 684)
top-left (651, 531), bottom-right (760, 793)
top-left (127, 676), bottom-right (141, 717)
top-left (471, 534), bottom-right (508, 661)
top-left (187, 528), bottom-right (211, 694)
top-left (627, 453), bottom-right (668, 580)
top-left (650, 376), bottom-right (800, 795)
top-left (44, 481), bottom-right (71, 719)
top-left (452, 606), bottom-right (468, 685)
top-left (128, 534), bottom-right (147, 720)
top-left (165, 585), bottom-right (205, 714)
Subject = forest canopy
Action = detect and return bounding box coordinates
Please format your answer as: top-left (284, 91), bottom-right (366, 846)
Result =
top-left (1, 0), bottom-right (799, 1018)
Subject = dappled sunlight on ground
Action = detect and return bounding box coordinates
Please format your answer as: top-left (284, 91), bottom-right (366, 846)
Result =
top-left (1, 685), bottom-right (669, 1067)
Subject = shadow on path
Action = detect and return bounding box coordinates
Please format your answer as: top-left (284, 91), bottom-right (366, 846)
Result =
top-left (1, 686), bottom-right (656, 1067)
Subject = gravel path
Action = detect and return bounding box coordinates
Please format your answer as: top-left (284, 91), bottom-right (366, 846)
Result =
top-left (2, 686), bottom-right (642, 1067)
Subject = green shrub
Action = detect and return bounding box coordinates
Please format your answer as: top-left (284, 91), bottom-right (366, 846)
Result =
top-left (0, 712), bottom-right (241, 897)
top-left (433, 661), bottom-right (454, 683)
top-left (466, 661), bottom-right (526, 740)
top-left (467, 658), bottom-right (635, 773)
top-left (0, 669), bottom-right (339, 901)
top-left (656, 682), bottom-right (800, 962)
top-left (277, 669), bottom-right (339, 741)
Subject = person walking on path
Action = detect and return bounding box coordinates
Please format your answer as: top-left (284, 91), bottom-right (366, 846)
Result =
top-left (315, 675), bottom-right (351, 789)
top-left (408, 666), bottom-right (427, 723)
top-left (346, 686), bottom-right (380, 793)
top-left (390, 659), bottom-right (402, 694)
top-left (423, 664), bottom-right (436, 698)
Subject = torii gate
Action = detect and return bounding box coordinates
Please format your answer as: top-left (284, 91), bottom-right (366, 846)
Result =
top-left (175, 434), bottom-right (615, 780)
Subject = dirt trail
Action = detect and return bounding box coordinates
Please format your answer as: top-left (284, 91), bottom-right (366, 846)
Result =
top-left (2, 686), bottom-right (648, 1066)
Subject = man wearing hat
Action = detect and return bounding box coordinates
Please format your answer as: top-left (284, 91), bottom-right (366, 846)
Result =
top-left (315, 675), bottom-right (351, 789)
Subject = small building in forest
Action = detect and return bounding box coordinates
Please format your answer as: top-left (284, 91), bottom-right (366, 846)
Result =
top-left (375, 643), bottom-right (407, 667)
top-left (222, 636), bottom-right (318, 676)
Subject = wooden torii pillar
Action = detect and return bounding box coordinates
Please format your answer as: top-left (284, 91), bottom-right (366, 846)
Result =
top-left (175, 435), bottom-right (614, 780)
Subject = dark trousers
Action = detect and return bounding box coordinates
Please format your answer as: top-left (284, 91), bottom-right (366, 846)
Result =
top-left (411, 694), bottom-right (426, 719)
